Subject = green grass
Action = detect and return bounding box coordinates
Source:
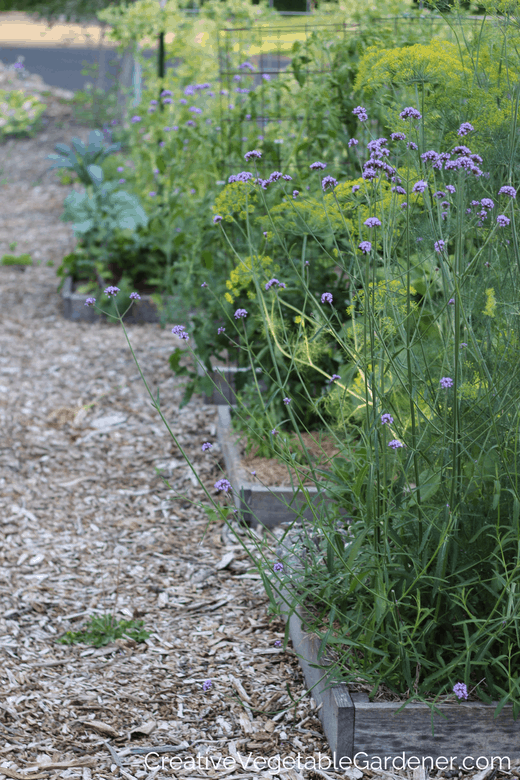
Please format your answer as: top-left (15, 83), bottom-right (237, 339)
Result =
top-left (57, 614), bottom-right (151, 647)
top-left (1, 253), bottom-right (32, 266)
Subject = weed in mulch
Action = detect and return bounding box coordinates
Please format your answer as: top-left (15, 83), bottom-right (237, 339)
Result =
top-left (57, 614), bottom-right (151, 647)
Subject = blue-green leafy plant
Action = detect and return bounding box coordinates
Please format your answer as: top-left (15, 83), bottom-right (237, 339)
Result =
top-left (47, 129), bottom-right (121, 187)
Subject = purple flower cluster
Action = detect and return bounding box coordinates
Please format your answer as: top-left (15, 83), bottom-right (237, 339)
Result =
top-left (381, 413), bottom-right (394, 425)
top-left (399, 106), bottom-right (422, 120)
top-left (457, 122), bottom-right (474, 136)
top-left (352, 106), bottom-right (368, 121)
top-left (498, 185), bottom-right (516, 198)
top-left (440, 377), bottom-right (453, 389)
top-left (172, 325), bottom-right (189, 341)
top-left (217, 327), bottom-right (225, 335)
top-left (213, 215), bottom-right (223, 224)
top-left (228, 171), bottom-right (253, 183)
top-left (129, 292), bottom-right (141, 300)
top-left (104, 286), bottom-right (120, 297)
top-left (497, 214), bottom-right (510, 226)
top-left (453, 682), bottom-right (468, 700)
top-left (359, 241), bottom-right (372, 254)
top-left (214, 478), bottom-right (231, 492)
top-left (348, 138), bottom-right (359, 147)
top-left (244, 149), bottom-right (262, 161)
top-left (202, 680), bottom-right (212, 692)
top-left (85, 297), bottom-right (96, 307)
top-left (201, 442), bottom-right (212, 451)
top-left (362, 137), bottom-right (395, 181)
top-left (388, 439), bottom-right (405, 450)
top-left (434, 240), bottom-right (446, 253)
top-left (412, 180), bottom-right (428, 194)
top-left (329, 374), bottom-right (341, 383)
top-left (310, 161), bottom-right (327, 170)
top-left (321, 292), bottom-right (333, 304)
top-left (364, 217), bottom-right (381, 228)
top-left (265, 278), bottom-right (286, 291)
top-left (283, 397), bottom-right (291, 405)
top-left (234, 308), bottom-right (248, 319)
top-left (273, 562), bottom-right (284, 572)
top-left (322, 175), bottom-right (338, 191)
top-left (391, 132), bottom-right (406, 141)
top-left (481, 198), bottom-right (494, 209)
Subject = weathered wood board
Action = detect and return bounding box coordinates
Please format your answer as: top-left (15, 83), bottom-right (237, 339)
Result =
top-left (283, 601), bottom-right (520, 765)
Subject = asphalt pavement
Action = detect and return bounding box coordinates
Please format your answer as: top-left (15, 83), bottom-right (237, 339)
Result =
top-left (0, 44), bottom-right (158, 93)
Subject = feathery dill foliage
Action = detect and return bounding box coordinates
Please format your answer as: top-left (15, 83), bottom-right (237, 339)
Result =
top-left (210, 10), bottom-right (520, 717)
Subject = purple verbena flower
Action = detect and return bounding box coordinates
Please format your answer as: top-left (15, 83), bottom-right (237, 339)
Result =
top-left (129, 292), bottom-right (141, 300)
top-left (392, 186), bottom-right (407, 195)
top-left (161, 89), bottom-right (172, 97)
top-left (381, 413), bottom-right (394, 425)
top-left (262, 73), bottom-right (271, 81)
top-left (104, 286), bottom-right (120, 297)
top-left (214, 478), bottom-right (231, 492)
top-left (498, 185), bottom-right (516, 198)
top-left (391, 132), bottom-right (406, 141)
top-left (234, 308), bottom-right (248, 319)
top-left (201, 442), bottom-right (212, 451)
top-left (446, 185), bottom-right (456, 194)
top-left (117, 166), bottom-right (124, 172)
top-left (453, 682), bottom-right (468, 700)
top-left (364, 217), bottom-right (381, 228)
top-left (481, 198), bottom-right (494, 209)
top-left (321, 292), bottom-right (333, 304)
top-left (448, 298), bottom-right (455, 305)
top-left (388, 439), bottom-right (405, 449)
top-left (217, 327), bottom-right (225, 335)
top-left (434, 240), bottom-right (446, 253)
top-left (407, 142), bottom-right (418, 150)
top-left (359, 241), bottom-right (372, 254)
top-left (271, 428), bottom-right (278, 436)
top-left (274, 639), bottom-right (282, 647)
top-left (172, 325), bottom-right (189, 341)
top-left (202, 680), bottom-right (212, 692)
top-left (201, 282), bottom-right (207, 288)
top-left (352, 106), bottom-right (368, 121)
top-left (497, 214), bottom-right (511, 226)
top-left (348, 138), bottom-right (359, 147)
top-left (244, 149), bottom-right (262, 161)
top-left (310, 161), bottom-right (327, 170)
top-left (293, 190), bottom-right (299, 198)
top-left (118, 178), bottom-right (126, 184)
top-left (440, 377), bottom-right (454, 389)
top-left (85, 297), bottom-right (96, 307)
top-left (213, 215), bottom-right (223, 224)
top-left (322, 175), bottom-right (338, 191)
top-left (330, 374), bottom-right (340, 383)
top-left (457, 122), bottom-right (474, 137)
top-left (273, 562), bottom-right (284, 572)
top-left (268, 171), bottom-right (283, 182)
top-left (131, 115), bottom-right (141, 123)
top-left (149, 191), bottom-right (156, 197)
top-left (400, 106), bottom-right (422, 120)
top-left (283, 397), bottom-right (291, 405)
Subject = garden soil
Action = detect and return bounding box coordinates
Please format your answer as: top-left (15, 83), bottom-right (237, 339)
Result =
top-left (0, 68), bottom-right (515, 780)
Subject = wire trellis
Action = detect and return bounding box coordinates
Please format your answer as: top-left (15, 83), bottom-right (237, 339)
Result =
top-left (216, 13), bottom-right (490, 179)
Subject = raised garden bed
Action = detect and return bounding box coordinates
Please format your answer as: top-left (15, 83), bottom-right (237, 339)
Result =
top-left (196, 359), bottom-right (266, 406)
top-left (61, 276), bottom-right (166, 324)
top-left (275, 541), bottom-right (520, 766)
top-left (217, 404), bottom-right (337, 528)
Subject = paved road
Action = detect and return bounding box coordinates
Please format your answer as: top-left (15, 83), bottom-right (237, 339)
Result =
top-left (0, 44), bottom-right (159, 93)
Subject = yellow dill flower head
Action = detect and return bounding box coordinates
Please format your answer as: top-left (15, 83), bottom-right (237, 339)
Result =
top-left (482, 288), bottom-right (496, 318)
top-left (213, 181), bottom-right (257, 223)
top-left (224, 292), bottom-right (234, 304)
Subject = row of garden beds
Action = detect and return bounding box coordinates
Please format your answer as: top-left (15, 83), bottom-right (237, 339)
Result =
top-left (63, 279), bottom-right (520, 765)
